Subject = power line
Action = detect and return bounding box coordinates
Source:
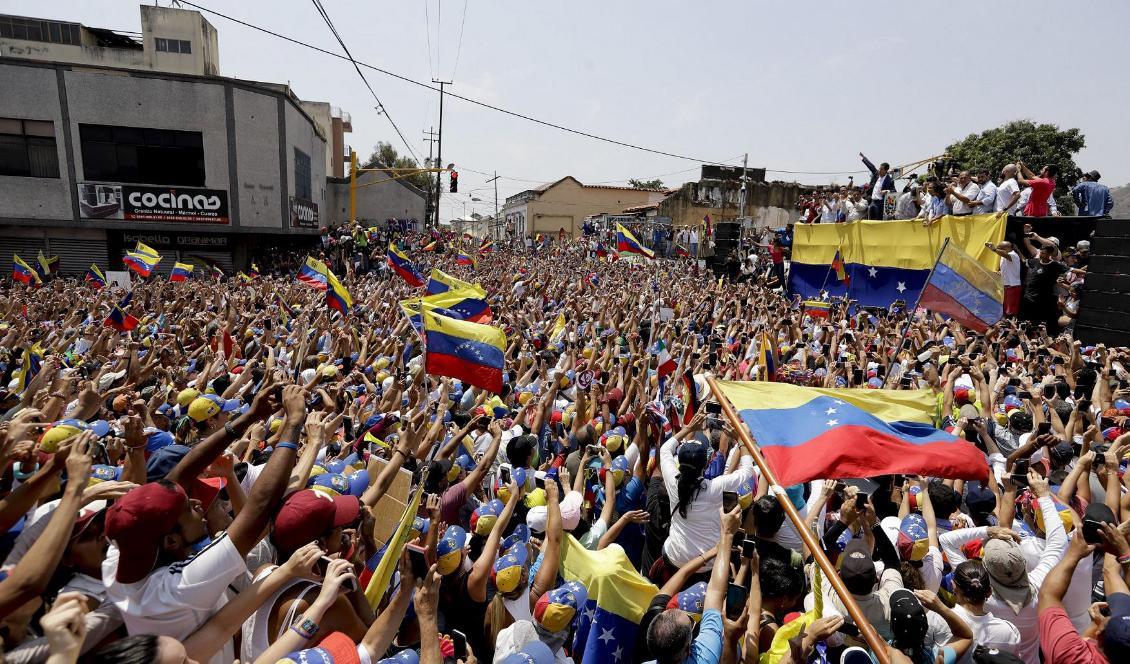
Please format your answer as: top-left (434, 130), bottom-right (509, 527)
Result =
top-left (181, 1), bottom-right (878, 176)
top-left (451, 0), bottom-right (469, 80)
top-left (422, 0), bottom-right (435, 80)
top-left (177, 1), bottom-right (730, 165)
top-left (307, 0), bottom-right (419, 162)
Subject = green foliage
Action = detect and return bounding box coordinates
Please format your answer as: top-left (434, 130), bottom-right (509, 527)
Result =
top-left (628, 178), bottom-right (665, 190)
top-left (945, 120), bottom-right (1085, 214)
top-left (363, 141), bottom-right (434, 191)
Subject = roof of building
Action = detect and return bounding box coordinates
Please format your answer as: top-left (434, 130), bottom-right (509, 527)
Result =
top-left (532, 176), bottom-right (666, 194)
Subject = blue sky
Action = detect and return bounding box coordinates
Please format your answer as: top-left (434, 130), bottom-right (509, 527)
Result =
top-left (10, 0), bottom-right (1130, 219)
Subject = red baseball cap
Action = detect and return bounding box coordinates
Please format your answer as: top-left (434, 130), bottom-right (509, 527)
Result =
top-left (272, 489), bottom-right (361, 553)
top-left (104, 482), bottom-right (187, 583)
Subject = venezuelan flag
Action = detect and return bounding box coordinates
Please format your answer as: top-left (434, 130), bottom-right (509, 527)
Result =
top-left (85, 264), bottom-right (107, 290)
top-left (122, 249), bottom-right (160, 277)
top-left (918, 241), bottom-right (1003, 333)
top-left (134, 242), bottom-right (161, 259)
top-left (364, 481), bottom-right (426, 608)
top-left (831, 249), bottom-right (849, 285)
top-left (296, 256), bottom-right (330, 290)
top-left (789, 213), bottom-right (1005, 308)
top-left (325, 270), bottom-right (353, 315)
top-left (274, 293), bottom-right (297, 324)
top-left (675, 244), bottom-right (690, 258)
top-left (248, 263), bottom-right (260, 279)
top-left (803, 300), bottom-right (831, 318)
top-left (422, 308), bottom-right (506, 393)
top-left (714, 381), bottom-right (987, 486)
top-left (615, 223), bottom-right (654, 259)
top-left (387, 243), bottom-right (425, 287)
top-left (426, 269), bottom-right (485, 297)
top-left (210, 264), bottom-right (224, 280)
top-left (15, 343), bottom-right (44, 394)
top-left (758, 332), bottom-right (776, 381)
top-left (681, 370), bottom-right (699, 424)
top-left (401, 289), bottom-right (492, 328)
top-left (479, 239), bottom-right (494, 255)
top-left (12, 255), bottom-right (40, 285)
top-left (455, 251), bottom-right (477, 268)
top-left (104, 291), bottom-right (139, 332)
top-left (169, 262), bottom-right (194, 282)
top-left (561, 534), bottom-right (658, 664)
top-left (37, 251), bottom-right (59, 276)
top-left (422, 240), bottom-right (437, 252)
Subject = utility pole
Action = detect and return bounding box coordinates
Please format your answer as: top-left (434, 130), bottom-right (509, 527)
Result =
top-left (432, 80), bottom-right (451, 229)
top-left (739, 153), bottom-right (749, 218)
top-left (487, 170), bottom-right (500, 240)
top-left (422, 127), bottom-right (438, 229)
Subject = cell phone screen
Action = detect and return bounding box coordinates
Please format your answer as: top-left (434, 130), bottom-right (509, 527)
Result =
top-left (741, 539), bottom-right (756, 559)
top-left (705, 401), bottom-right (722, 415)
top-left (451, 630), bottom-right (467, 659)
top-left (725, 583), bottom-right (749, 620)
top-left (1037, 421), bottom-right (1051, 435)
top-left (722, 491), bottom-right (739, 513)
top-left (406, 544), bottom-right (429, 580)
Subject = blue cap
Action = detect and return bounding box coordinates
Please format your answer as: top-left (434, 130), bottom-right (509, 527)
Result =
top-left (145, 428), bottom-right (175, 453)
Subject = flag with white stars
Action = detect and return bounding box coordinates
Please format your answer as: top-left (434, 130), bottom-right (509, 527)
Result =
top-left (560, 535), bottom-right (657, 664)
top-left (715, 380), bottom-right (988, 486)
top-left (787, 213), bottom-right (1005, 308)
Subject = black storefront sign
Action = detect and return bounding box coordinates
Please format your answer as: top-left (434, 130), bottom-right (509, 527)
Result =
top-left (290, 196), bottom-right (319, 229)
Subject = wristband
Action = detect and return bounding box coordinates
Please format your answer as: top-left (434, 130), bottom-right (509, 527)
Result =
top-left (276, 441), bottom-right (298, 451)
top-left (224, 422), bottom-right (239, 438)
top-left (1118, 554), bottom-right (1130, 566)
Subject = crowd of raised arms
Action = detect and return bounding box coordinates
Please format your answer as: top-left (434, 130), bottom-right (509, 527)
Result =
top-left (0, 225), bottom-right (1128, 664)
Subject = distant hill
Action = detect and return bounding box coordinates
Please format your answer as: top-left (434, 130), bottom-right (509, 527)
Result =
top-left (1112, 184), bottom-right (1130, 216)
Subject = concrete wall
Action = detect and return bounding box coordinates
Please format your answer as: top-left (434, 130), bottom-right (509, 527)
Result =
top-left (326, 170), bottom-right (426, 227)
top-left (0, 63), bottom-right (72, 220)
top-left (233, 87), bottom-right (284, 229)
top-left (0, 59), bottom-right (325, 236)
top-left (523, 178), bottom-right (663, 237)
top-left (0, 6), bottom-right (218, 76)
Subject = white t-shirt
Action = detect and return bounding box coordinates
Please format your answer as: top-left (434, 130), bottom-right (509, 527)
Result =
top-left (659, 437), bottom-right (754, 569)
top-left (996, 178), bottom-right (1020, 213)
top-left (926, 604), bottom-right (1021, 664)
top-left (103, 532), bottom-right (248, 664)
top-left (1000, 251), bottom-right (1022, 287)
top-left (975, 181), bottom-right (998, 214)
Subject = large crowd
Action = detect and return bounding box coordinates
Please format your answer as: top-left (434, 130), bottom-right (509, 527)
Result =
top-left (0, 220), bottom-right (1127, 664)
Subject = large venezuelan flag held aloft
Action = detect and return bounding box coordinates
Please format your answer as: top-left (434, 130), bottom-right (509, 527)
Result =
top-left (422, 307), bottom-right (506, 393)
top-left (386, 243), bottom-right (425, 287)
top-left (560, 534), bottom-right (658, 664)
top-left (615, 223), bottom-right (655, 259)
top-left (425, 269), bottom-right (486, 298)
top-left (715, 381), bottom-right (987, 486)
top-left (789, 213), bottom-right (1005, 308)
top-left (296, 257), bottom-right (330, 290)
top-left (919, 240), bottom-right (1003, 333)
top-left (400, 289), bottom-right (492, 331)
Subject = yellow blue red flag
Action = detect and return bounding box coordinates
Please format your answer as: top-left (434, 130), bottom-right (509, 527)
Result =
top-left (425, 269), bottom-right (486, 298)
top-left (714, 381), bottom-right (986, 486)
top-left (422, 308), bottom-right (506, 393)
top-left (615, 223), bottom-right (654, 259)
top-left (387, 243), bottom-right (425, 287)
top-left (790, 213), bottom-right (1004, 308)
top-left (919, 240), bottom-right (1003, 333)
top-left (560, 534), bottom-right (658, 664)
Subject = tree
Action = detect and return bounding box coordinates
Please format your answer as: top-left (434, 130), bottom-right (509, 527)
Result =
top-left (944, 120), bottom-right (1085, 214)
top-left (362, 141), bottom-right (434, 192)
top-left (628, 178), bottom-right (665, 190)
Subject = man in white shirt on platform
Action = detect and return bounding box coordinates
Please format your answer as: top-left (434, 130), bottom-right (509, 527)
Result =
top-left (995, 165), bottom-right (1021, 213)
top-left (972, 169), bottom-right (998, 215)
top-left (946, 171), bottom-right (981, 215)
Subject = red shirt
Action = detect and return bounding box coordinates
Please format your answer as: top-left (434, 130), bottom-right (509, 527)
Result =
top-left (1023, 177), bottom-right (1056, 217)
top-left (769, 246), bottom-right (783, 265)
top-left (1039, 607), bottom-right (1109, 664)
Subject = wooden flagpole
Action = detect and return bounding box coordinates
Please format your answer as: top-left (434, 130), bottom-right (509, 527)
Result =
top-left (705, 375), bottom-right (891, 664)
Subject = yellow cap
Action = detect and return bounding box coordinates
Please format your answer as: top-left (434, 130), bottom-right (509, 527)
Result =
top-left (177, 388), bottom-right (200, 407)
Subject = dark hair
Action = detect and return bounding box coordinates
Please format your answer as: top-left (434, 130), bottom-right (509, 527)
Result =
top-left (574, 424), bottom-right (596, 449)
top-left (927, 482), bottom-right (961, 519)
top-left (85, 634), bottom-right (159, 664)
top-left (900, 560), bottom-right (925, 590)
top-left (647, 610), bottom-right (694, 664)
top-left (759, 556), bottom-right (805, 600)
top-left (506, 435), bottom-right (537, 468)
top-left (880, 162), bottom-right (890, 170)
top-left (953, 560), bottom-right (992, 603)
top-left (1044, 164), bottom-right (1060, 178)
top-left (674, 463), bottom-right (705, 519)
top-left (753, 496), bottom-right (786, 537)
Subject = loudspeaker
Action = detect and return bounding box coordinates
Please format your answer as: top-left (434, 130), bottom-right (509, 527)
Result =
top-left (715, 222), bottom-right (741, 242)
